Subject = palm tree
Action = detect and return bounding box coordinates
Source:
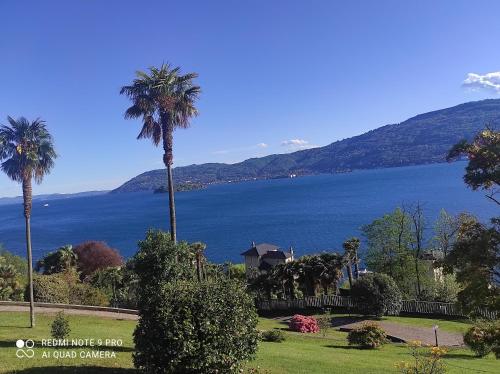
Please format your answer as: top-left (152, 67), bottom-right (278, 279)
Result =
top-left (0, 117), bottom-right (56, 327)
top-left (318, 253), bottom-right (344, 295)
top-left (343, 237), bottom-right (361, 288)
top-left (120, 64), bottom-right (201, 243)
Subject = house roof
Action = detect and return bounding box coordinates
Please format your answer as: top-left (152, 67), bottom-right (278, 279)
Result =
top-left (241, 243), bottom-right (281, 257)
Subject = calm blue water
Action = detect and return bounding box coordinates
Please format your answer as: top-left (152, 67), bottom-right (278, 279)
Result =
top-left (0, 162), bottom-right (496, 263)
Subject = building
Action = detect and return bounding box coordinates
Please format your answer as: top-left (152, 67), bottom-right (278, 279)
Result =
top-left (241, 242), bottom-right (294, 278)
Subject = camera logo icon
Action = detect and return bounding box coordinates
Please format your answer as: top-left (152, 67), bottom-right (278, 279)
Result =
top-left (15, 339), bottom-right (35, 358)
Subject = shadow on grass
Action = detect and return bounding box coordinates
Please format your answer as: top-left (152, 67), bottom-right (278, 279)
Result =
top-left (0, 340), bottom-right (134, 353)
top-left (324, 344), bottom-right (362, 350)
top-left (5, 367), bottom-right (136, 374)
top-left (442, 353), bottom-right (478, 360)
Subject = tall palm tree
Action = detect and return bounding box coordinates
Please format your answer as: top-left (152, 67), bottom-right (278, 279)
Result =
top-left (0, 117), bottom-right (56, 327)
top-left (120, 64), bottom-right (201, 243)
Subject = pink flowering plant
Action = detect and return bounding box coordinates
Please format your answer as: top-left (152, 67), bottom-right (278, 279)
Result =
top-left (289, 314), bottom-right (320, 333)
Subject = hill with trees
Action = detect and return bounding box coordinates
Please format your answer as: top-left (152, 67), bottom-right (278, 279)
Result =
top-left (112, 99), bottom-right (500, 193)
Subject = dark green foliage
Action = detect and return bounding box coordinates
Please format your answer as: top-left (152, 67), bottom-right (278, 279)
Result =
top-left (113, 99), bottom-right (500, 193)
top-left (69, 283), bottom-right (109, 306)
top-left (261, 329), bottom-right (285, 343)
top-left (347, 322), bottom-right (388, 349)
top-left (154, 182), bottom-right (204, 193)
top-left (351, 273), bottom-right (402, 317)
top-left (445, 218), bottom-right (500, 313)
top-left (464, 320), bottom-right (500, 358)
top-left (31, 274), bottom-right (70, 303)
top-left (0, 246), bottom-right (27, 276)
top-left (133, 230), bottom-right (258, 373)
top-left (51, 311), bottom-right (71, 340)
top-left (35, 245), bottom-right (76, 275)
top-left (0, 256), bottom-right (23, 301)
top-left (90, 265), bottom-right (138, 308)
top-left (133, 279), bottom-right (259, 373)
top-left (131, 230), bottom-right (194, 302)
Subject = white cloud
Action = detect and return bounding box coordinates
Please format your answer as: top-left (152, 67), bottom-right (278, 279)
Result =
top-left (463, 71), bottom-right (500, 93)
top-left (280, 138), bottom-right (318, 151)
top-left (256, 143), bottom-right (268, 148)
top-left (281, 139), bottom-right (309, 146)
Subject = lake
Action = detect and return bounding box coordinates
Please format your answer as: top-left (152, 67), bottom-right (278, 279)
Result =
top-left (0, 162), bottom-right (496, 263)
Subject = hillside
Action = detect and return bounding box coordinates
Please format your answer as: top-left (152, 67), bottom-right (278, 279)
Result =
top-left (112, 99), bottom-right (500, 193)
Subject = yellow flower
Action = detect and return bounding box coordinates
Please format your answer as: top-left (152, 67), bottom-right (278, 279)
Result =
top-left (16, 144), bottom-right (22, 154)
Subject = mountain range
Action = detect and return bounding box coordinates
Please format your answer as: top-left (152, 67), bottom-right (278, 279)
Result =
top-left (112, 99), bottom-right (500, 193)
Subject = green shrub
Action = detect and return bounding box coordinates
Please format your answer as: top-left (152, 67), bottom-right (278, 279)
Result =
top-left (464, 320), bottom-right (500, 358)
top-left (31, 274), bottom-right (70, 303)
top-left (347, 322), bottom-right (388, 349)
top-left (134, 278), bottom-right (258, 373)
top-left (0, 257), bottom-right (23, 301)
top-left (261, 330), bottom-right (285, 343)
top-left (51, 311), bottom-right (70, 340)
top-left (69, 283), bottom-right (109, 306)
top-left (351, 273), bottom-right (402, 316)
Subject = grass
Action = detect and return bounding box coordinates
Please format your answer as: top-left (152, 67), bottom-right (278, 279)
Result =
top-left (249, 315), bottom-right (499, 373)
top-left (0, 312), bottom-right (498, 373)
top-left (0, 312), bottom-right (135, 373)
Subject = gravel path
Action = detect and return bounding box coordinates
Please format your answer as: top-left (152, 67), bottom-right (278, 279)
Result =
top-left (0, 305), bottom-right (139, 320)
top-left (338, 320), bottom-right (463, 346)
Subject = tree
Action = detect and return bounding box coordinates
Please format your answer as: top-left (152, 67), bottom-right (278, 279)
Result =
top-left (447, 127), bottom-right (500, 205)
top-left (351, 273), bottom-right (402, 317)
top-left (407, 202), bottom-right (426, 298)
top-left (343, 238), bottom-right (361, 286)
top-left (318, 252), bottom-right (344, 294)
top-left (36, 245), bottom-right (77, 274)
top-left (444, 217), bottom-right (500, 313)
top-left (0, 117), bottom-right (56, 327)
top-left (433, 210), bottom-right (463, 257)
top-left (73, 241), bottom-right (123, 279)
top-left (363, 208), bottom-right (417, 298)
top-left (121, 64), bottom-right (201, 243)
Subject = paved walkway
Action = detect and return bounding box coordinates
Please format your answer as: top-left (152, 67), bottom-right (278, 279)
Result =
top-left (337, 319), bottom-right (463, 347)
top-left (0, 305), bottom-right (139, 320)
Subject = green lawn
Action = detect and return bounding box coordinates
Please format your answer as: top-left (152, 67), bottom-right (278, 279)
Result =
top-left (0, 312), bottom-right (498, 373)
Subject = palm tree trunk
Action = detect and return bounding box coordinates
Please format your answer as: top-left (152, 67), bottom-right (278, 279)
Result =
top-left (353, 252), bottom-right (360, 280)
top-left (166, 164), bottom-right (177, 243)
top-left (22, 177), bottom-right (35, 328)
top-left (162, 117), bottom-right (177, 243)
top-left (346, 261), bottom-right (353, 289)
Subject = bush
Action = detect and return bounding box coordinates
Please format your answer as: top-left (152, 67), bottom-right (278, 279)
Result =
top-left (31, 274), bottom-right (70, 303)
top-left (464, 320), bottom-right (500, 358)
top-left (73, 241), bottom-right (123, 278)
top-left (351, 273), bottom-right (402, 316)
top-left (134, 279), bottom-right (258, 373)
top-left (69, 283), bottom-right (109, 306)
top-left (261, 330), bottom-right (285, 342)
top-left (289, 315), bottom-right (319, 333)
top-left (51, 311), bottom-right (70, 340)
top-left (0, 257), bottom-right (23, 301)
top-left (132, 231), bottom-right (258, 373)
top-left (347, 322), bottom-right (387, 349)
top-left (31, 271), bottom-right (109, 306)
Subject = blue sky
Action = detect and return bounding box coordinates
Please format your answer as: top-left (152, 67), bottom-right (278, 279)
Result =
top-left (0, 0), bottom-right (499, 197)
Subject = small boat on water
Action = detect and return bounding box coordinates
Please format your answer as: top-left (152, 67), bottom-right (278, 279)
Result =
top-left (43, 203), bottom-right (49, 207)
